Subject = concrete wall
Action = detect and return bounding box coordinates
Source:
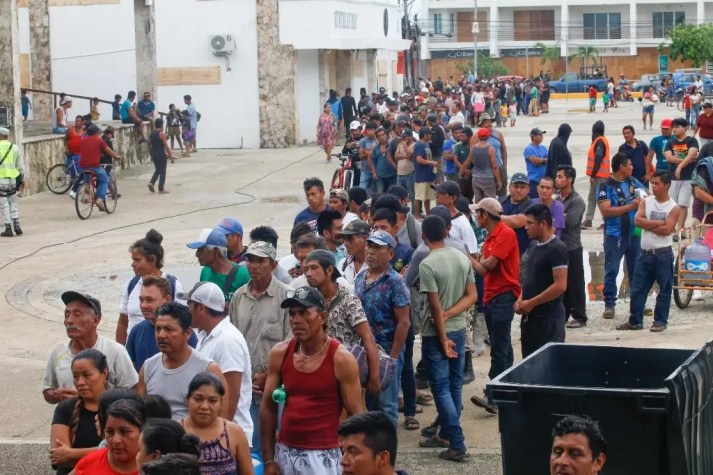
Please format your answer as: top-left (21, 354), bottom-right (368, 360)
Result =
top-left (295, 50), bottom-right (321, 145)
top-left (154, 0), bottom-right (260, 149)
top-left (22, 123), bottom-right (150, 196)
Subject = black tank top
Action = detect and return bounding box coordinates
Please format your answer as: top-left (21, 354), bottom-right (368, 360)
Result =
top-left (149, 130), bottom-right (167, 160)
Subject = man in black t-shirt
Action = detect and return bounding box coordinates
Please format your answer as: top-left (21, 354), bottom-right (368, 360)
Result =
top-left (664, 117), bottom-right (699, 233)
top-left (516, 204), bottom-right (568, 358)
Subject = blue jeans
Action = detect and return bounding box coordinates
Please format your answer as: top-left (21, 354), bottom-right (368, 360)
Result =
top-left (376, 175), bottom-right (397, 195)
top-left (397, 173), bottom-right (416, 209)
top-left (423, 329), bottom-right (466, 451)
top-left (359, 171), bottom-right (376, 196)
top-left (603, 235), bottom-right (640, 308)
top-left (629, 249), bottom-right (674, 326)
top-left (79, 166), bottom-right (109, 199)
top-left (400, 326), bottom-right (416, 417)
top-left (52, 126), bottom-right (68, 134)
top-left (484, 291), bottom-right (516, 380)
top-left (366, 350), bottom-right (404, 426)
top-left (250, 399), bottom-right (261, 453)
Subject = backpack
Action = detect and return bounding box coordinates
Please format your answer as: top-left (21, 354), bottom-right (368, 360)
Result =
top-left (127, 274), bottom-right (178, 300)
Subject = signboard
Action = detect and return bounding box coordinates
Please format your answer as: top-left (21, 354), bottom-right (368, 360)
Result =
top-left (659, 55), bottom-right (669, 73)
top-left (430, 48), bottom-right (543, 60)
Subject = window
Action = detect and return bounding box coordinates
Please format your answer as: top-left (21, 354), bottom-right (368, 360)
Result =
top-left (583, 13), bottom-right (621, 40)
top-left (433, 13), bottom-right (455, 36)
top-left (433, 13), bottom-right (442, 34)
top-left (514, 10), bottom-right (555, 41)
top-left (653, 11), bottom-right (685, 38)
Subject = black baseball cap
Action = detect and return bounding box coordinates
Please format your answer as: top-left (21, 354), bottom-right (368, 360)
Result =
top-left (374, 194), bottom-right (410, 214)
top-left (280, 286), bottom-right (325, 309)
top-left (61, 291), bottom-right (102, 316)
top-left (510, 172), bottom-right (529, 185)
top-left (305, 249), bottom-right (342, 279)
top-left (386, 184), bottom-right (409, 200)
top-left (431, 181), bottom-right (461, 197)
top-left (419, 127), bottom-right (432, 138)
top-left (530, 128), bottom-right (546, 136)
top-left (338, 219), bottom-right (371, 237)
top-left (428, 206), bottom-right (452, 226)
top-left (400, 128), bottom-right (413, 138)
top-left (426, 114), bottom-right (438, 123)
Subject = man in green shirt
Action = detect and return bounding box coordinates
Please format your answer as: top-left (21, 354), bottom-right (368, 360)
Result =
top-left (418, 215), bottom-right (478, 462)
top-left (189, 227), bottom-right (250, 305)
top-left (451, 127), bottom-right (474, 201)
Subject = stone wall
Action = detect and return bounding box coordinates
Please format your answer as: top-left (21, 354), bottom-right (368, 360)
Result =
top-left (335, 50), bottom-right (353, 97)
top-left (21, 123), bottom-right (150, 196)
top-left (29, 0), bottom-right (52, 120)
top-left (256, 0), bottom-right (296, 148)
top-left (0, 0), bottom-right (24, 145)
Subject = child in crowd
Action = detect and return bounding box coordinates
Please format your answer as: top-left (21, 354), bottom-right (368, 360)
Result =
top-left (500, 102), bottom-right (509, 127)
top-left (588, 85), bottom-right (597, 113)
top-left (602, 91), bottom-right (610, 112)
top-left (166, 104), bottom-right (184, 153)
top-left (181, 110), bottom-right (194, 158)
top-left (509, 100), bottom-right (517, 127)
top-left (90, 97), bottom-right (101, 121)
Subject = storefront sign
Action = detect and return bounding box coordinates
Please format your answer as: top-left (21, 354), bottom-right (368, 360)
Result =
top-left (659, 55), bottom-right (669, 73)
top-left (334, 11), bottom-right (358, 30)
top-left (430, 48), bottom-right (545, 60)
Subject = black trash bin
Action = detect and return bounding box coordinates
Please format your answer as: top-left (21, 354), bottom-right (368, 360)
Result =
top-left (486, 341), bottom-right (713, 475)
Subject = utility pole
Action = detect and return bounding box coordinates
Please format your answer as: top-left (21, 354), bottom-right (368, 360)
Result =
top-left (472, 0), bottom-right (478, 79)
top-left (403, 0), bottom-right (411, 88)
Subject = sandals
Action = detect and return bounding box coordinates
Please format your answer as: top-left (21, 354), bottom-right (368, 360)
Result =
top-left (404, 416), bottom-right (420, 431)
top-left (419, 435), bottom-right (449, 448)
top-left (416, 393), bottom-right (433, 405)
top-left (398, 405), bottom-right (423, 414)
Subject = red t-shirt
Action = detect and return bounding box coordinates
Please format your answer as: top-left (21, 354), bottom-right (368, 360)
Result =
top-left (482, 221), bottom-right (521, 304)
top-left (79, 134), bottom-right (108, 168)
top-left (66, 128), bottom-right (83, 155)
top-left (74, 447), bottom-right (139, 475)
top-left (697, 112), bottom-right (713, 139)
top-left (588, 88), bottom-right (596, 99)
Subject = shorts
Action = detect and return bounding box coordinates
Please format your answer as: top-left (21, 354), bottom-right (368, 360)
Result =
top-left (414, 182), bottom-right (436, 201)
top-left (275, 443), bottom-right (342, 475)
top-left (643, 106), bottom-right (654, 114)
top-left (670, 180), bottom-right (692, 207)
top-left (167, 126), bottom-right (181, 136)
top-left (589, 98), bottom-right (596, 107)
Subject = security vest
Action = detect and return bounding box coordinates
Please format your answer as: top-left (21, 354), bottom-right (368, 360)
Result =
top-left (0, 140), bottom-right (20, 179)
top-left (586, 136), bottom-right (610, 178)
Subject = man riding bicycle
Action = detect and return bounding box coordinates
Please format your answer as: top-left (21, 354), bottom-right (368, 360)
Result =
top-left (78, 124), bottom-right (122, 211)
top-left (343, 120), bottom-right (363, 188)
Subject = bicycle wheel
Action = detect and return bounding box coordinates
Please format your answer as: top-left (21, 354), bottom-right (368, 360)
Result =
top-left (75, 182), bottom-right (95, 220)
top-left (46, 164), bottom-right (73, 194)
top-left (330, 168), bottom-right (342, 190)
top-left (104, 174), bottom-right (118, 214)
top-left (343, 170), bottom-right (353, 191)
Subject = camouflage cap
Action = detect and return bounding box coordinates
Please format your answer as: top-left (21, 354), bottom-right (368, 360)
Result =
top-left (244, 241), bottom-right (277, 261)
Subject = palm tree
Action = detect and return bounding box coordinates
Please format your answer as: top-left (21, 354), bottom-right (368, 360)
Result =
top-left (568, 46), bottom-right (600, 77)
top-left (535, 42), bottom-right (562, 76)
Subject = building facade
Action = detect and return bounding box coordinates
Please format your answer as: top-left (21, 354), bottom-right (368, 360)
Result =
top-left (13, 0), bottom-right (408, 149)
top-left (419, 0), bottom-right (713, 80)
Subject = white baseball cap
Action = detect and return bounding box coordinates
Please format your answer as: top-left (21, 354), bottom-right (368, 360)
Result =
top-left (349, 120), bottom-right (362, 130)
top-left (180, 281), bottom-right (225, 313)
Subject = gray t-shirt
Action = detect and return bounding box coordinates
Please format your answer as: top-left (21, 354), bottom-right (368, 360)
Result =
top-left (144, 348), bottom-right (213, 420)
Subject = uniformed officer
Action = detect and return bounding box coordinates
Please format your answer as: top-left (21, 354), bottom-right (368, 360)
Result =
top-left (0, 127), bottom-right (26, 237)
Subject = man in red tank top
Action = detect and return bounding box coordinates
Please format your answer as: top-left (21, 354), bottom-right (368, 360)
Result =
top-left (261, 286), bottom-right (364, 475)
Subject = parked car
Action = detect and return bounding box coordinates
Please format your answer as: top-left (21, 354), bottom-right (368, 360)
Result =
top-left (674, 73), bottom-right (713, 92)
top-left (547, 73), bottom-right (608, 93)
top-left (631, 73), bottom-right (668, 92)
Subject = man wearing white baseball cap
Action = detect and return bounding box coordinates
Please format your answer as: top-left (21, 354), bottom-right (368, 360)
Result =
top-left (186, 281), bottom-right (254, 447)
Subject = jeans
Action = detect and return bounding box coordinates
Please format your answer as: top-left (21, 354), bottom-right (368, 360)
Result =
top-left (249, 399), bottom-right (261, 453)
top-left (150, 154), bottom-right (168, 191)
top-left (629, 249), bottom-right (674, 326)
top-left (400, 326), bottom-right (417, 417)
top-left (366, 350), bottom-right (404, 426)
top-left (563, 247), bottom-right (587, 323)
top-left (360, 171), bottom-right (376, 196)
top-left (422, 329), bottom-right (466, 451)
top-left (603, 235), bottom-right (641, 308)
top-left (376, 175), bottom-right (397, 195)
top-left (484, 291), bottom-right (516, 380)
top-left (524, 96), bottom-right (531, 115)
top-left (397, 173), bottom-right (416, 209)
top-left (80, 166), bottom-right (108, 199)
top-left (520, 311), bottom-right (565, 358)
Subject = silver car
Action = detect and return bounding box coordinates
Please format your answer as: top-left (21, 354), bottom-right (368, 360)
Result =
top-left (631, 73), bottom-right (668, 92)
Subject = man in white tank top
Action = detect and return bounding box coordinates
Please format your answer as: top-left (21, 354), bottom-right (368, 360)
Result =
top-left (617, 171), bottom-right (680, 332)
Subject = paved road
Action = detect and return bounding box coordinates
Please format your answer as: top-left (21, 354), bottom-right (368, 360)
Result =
top-left (2, 99), bottom-right (712, 474)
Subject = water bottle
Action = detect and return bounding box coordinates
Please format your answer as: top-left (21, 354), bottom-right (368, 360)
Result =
top-left (683, 239), bottom-right (711, 285)
top-left (272, 384), bottom-right (287, 403)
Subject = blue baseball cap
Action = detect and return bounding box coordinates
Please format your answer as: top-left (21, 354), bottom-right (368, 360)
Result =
top-left (367, 230), bottom-right (396, 249)
top-left (186, 228), bottom-right (228, 249)
top-left (217, 217), bottom-right (243, 236)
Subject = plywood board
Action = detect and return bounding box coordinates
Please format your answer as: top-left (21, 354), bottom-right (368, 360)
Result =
top-left (157, 67), bottom-right (222, 86)
top-left (20, 54), bottom-right (30, 88)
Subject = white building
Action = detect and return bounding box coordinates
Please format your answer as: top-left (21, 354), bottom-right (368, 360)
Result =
top-left (418, 0), bottom-right (713, 79)
top-left (16, 0), bottom-right (409, 149)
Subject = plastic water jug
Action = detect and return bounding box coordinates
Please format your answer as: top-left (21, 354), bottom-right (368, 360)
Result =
top-left (683, 240), bottom-right (712, 284)
top-left (252, 454), bottom-right (264, 475)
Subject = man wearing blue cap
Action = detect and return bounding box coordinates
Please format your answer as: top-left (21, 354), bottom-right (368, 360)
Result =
top-left (217, 217), bottom-right (247, 264)
top-left (355, 230), bottom-right (411, 426)
top-left (187, 228), bottom-right (249, 304)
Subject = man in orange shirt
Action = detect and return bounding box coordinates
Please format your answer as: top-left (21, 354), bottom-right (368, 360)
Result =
top-left (469, 197), bottom-right (521, 414)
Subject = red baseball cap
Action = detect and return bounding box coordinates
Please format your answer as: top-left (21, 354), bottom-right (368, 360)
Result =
top-left (477, 128), bottom-right (491, 139)
top-left (660, 118), bottom-right (673, 129)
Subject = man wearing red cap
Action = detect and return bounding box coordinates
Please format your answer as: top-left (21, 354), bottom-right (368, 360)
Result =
top-left (459, 128), bottom-right (500, 201)
top-left (646, 119), bottom-right (674, 181)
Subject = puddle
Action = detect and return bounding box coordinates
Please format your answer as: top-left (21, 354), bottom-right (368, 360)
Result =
top-left (585, 251), bottom-right (631, 302)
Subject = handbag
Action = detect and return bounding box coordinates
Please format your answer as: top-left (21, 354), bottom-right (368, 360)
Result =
top-left (347, 344), bottom-right (397, 391)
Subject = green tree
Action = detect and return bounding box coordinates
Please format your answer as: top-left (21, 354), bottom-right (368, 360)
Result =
top-left (661, 23), bottom-right (713, 68)
top-left (535, 42), bottom-right (563, 75)
top-left (455, 53), bottom-right (508, 79)
top-left (567, 46), bottom-right (599, 76)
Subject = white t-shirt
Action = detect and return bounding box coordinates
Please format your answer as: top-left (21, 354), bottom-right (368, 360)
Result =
top-left (196, 318), bottom-right (253, 444)
top-left (449, 214), bottom-right (478, 254)
top-left (343, 211), bottom-right (359, 226)
top-left (278, 253), bottom-right (299, 275)
top-left (641, 196), bottom-right (677, 250)
top-left (43, 335), bottom-right (139, 391)
top-left (120, 272), bottom-right (184, 335)
top-left (336, 257), bottom-right (366, 285)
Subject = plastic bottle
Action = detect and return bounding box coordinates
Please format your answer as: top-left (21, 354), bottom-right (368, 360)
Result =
top-left (683, 239), bottom-right (711, 284)
top-left (272, 384), bottom-right (287, 403)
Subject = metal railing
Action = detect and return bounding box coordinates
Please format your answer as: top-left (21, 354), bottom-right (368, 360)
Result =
top-left (21, 88), bottom-right (113, 111)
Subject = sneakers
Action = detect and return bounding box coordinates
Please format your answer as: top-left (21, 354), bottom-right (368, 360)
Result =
top-left (602, 307), bottom-right (616, 319)
top-left (581, 220), bottom-right (592, 229)
top-left (650, 323), bottom-right (667, 332)
top-left (470, 394), bottom-right (497, 415)
top-left (616, 322), bottom-right (643, 330)
top-left (566, 319), bottom-right (587, 329)
top-left (68, 190), bottom-right (76, 199)
top-left (419, 435), bottom-right (449, 448)
top-left (439, 448), bottom-right (470, 462)
top-left (421, 421), bottom-right (439, 438)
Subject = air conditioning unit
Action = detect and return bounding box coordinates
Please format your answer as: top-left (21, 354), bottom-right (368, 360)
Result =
top-left (210, 34), bottom-right (235, 55)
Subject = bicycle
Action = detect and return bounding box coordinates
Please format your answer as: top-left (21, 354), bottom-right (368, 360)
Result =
top-left (75, 164), bottom-right (119, 219)
top-left (330, 153), bottom-right (354, 191)
top-left (46, 155), bottom-right (81, 194)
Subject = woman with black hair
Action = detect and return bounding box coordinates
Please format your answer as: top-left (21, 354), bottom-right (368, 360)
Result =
top-left (117, 229), bottom-right (184, 345)
top-left (136, 419), bottom-right (200, 468)
top-left (50, 349), bottom-right (109, 474)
